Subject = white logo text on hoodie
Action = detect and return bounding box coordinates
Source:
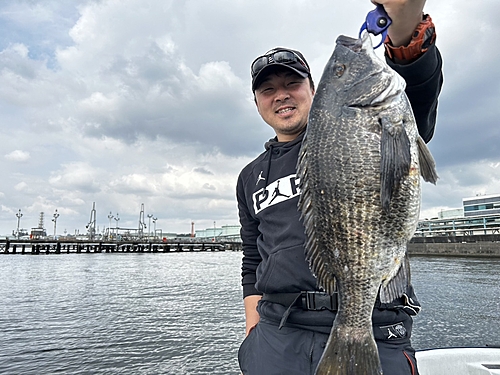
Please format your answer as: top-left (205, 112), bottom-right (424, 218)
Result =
top-left (253, 174), bottom-right (301, 214)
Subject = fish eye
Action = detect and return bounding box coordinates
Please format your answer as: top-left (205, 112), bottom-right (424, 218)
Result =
top-left (334, 64), bottom-right (346, 77)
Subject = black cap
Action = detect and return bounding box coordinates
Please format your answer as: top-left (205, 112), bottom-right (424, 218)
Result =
top-left (251, 47), bottom-right (311, 91)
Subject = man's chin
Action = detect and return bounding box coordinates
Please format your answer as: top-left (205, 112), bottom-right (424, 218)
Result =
top-left (274, 123), bottom-right (306, 138)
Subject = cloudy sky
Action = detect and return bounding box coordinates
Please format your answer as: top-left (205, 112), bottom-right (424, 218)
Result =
top-left (1, 0), bottom-right (499, 237)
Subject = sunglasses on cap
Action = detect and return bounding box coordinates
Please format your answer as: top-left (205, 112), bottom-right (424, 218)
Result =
top-left (251, 49), bottom-right (310, 78)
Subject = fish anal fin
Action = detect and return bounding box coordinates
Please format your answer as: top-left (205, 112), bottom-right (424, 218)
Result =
top-left (379, 254), bottom-right (411, 304)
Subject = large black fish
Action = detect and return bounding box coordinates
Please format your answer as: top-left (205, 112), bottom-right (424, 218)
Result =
top-left (297, 33), bottom-right (438, 375)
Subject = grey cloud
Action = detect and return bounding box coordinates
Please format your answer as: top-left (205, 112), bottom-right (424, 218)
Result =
top-left (202, 183), bottom-right (216, 191)
top-left (2, 0), bottom-right (500, 234)
top-left (193, 168), bottom-right (213, 175)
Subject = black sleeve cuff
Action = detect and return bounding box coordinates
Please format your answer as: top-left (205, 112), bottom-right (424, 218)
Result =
top-left (243, 283), bottom-right (262, 299)
top-left (386, 43), bottom-right (441, 87)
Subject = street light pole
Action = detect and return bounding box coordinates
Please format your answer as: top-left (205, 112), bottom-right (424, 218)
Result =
top-left (147, 214), bottom-right (153, 240)
top-left (16, 209), bottom-right (23, 239)
top-left (152, 217), bottom-right (157, 239)
top-left (114, 213), bottom-right (120, 240)
top-left (52, 209), bottom-right (59, 240)
top-left (107, 212), bottom-right (114, 240)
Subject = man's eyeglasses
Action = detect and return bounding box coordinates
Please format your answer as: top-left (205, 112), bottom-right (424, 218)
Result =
top-left (251, 50), bottom-right (310, 78)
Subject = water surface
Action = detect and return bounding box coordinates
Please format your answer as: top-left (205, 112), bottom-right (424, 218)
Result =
top-left (0, 252), bottom-right (498, 374)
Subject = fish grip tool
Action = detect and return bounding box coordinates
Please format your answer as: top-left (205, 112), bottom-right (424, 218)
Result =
top-left (359, 4), bottom-right (392, 48)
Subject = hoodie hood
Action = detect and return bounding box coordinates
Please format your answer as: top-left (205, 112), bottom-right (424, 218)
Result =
top-left (262, 131), bottom-right (306, 186)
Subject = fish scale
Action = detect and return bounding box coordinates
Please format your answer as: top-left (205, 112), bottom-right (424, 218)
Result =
top-left (297, 33), bottom-right (437, 375)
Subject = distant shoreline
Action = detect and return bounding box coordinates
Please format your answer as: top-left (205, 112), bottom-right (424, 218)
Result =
top-left (2, 237), bottom-right (500, 257)
top-left (409, 241), bottom-right (500, 258)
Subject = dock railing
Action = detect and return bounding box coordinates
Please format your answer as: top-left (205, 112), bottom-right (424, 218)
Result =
top-left (1, 238), bottom-right (242, 255)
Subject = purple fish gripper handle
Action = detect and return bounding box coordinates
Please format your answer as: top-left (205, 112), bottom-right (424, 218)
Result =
top-left (359, 4), bottom-right (392, 48)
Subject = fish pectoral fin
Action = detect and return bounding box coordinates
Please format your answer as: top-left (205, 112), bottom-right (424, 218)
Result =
top-left (417, 136), bottom-right (439, 184)
top-left (380, 117), bottom-right (411, 212)
top-left (379, 254), bottom-right (411, 304)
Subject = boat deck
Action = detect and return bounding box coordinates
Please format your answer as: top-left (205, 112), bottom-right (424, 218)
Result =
top-left (417, 347), bottom-right (500, 375)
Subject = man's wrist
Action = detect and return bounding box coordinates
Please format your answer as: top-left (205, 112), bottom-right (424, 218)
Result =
top-left (384, 14), bottom-right (436, 64)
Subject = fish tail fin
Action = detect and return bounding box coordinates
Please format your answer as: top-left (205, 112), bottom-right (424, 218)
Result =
top-left (380, 117), bottom-right (411, 213)
top-left (315, 324), bottom-right (382, 375)
top-left (416, 136), bottom-right (439, 184)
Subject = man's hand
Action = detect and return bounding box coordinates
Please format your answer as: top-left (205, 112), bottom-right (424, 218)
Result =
top-left (244, 295), bottom-right (262, 336)
top-left (371, 0), bottom-right (426, 46)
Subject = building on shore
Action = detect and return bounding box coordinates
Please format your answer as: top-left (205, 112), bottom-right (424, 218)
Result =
top-left (417, 193), bottom-right (500, 237)
top-left (463, 193), bottom-right (500, 217)
top-left (195, 225), bottom-right (241, 241)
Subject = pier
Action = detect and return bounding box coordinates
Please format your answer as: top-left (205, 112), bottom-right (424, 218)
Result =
top-left (409, 234), bottom-right (500, 258)
top-left (2, 236), bottom-right (499, 257)
top-left (408, 213), bottom-right (500, 257)
top-left (2, 232), bottom-right (500, 257)
top-left (1, 239), bottom-right (243, 255)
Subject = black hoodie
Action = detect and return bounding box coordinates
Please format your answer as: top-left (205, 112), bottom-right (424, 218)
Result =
top-left (237, 44), bottom-right (443, 328)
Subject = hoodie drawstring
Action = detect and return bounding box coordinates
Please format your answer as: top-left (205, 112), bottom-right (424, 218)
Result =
top-left (264, 144), bottom-right (274, 186)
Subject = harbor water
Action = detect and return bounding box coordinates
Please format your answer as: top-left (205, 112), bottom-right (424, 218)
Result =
top-left (0, 251), bottom-right (499, 374)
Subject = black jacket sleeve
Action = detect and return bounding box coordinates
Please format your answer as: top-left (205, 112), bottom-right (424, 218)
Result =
top-left (387, 43), bottom-right (444, 143)
top-left (237, 173), bottom-right (263, 298)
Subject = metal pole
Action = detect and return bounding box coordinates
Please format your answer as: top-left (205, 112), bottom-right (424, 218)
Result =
top-left (139, 204), bottom-right (146, 239)
top-left (147, 214), bottom-right (153, 240)
top-left (114, 213), bottom-right (120, 240)
top-left (107, 211), bottom-right (114, 240)
top-left (16, 209), bottom-right (23, 239)
top-left (213, 221), bottom-right (216, 242)
top-left (52, 209), bottom-right (59, 240)
top-left (152, 217), bottom-right (157, 239)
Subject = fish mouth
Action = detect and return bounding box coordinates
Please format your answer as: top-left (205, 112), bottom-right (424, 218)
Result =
top-left (336, 35), bottom-right (363, 52)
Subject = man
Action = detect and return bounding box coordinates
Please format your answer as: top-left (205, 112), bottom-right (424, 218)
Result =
top-left (237, 1), bottom-right (443, 374)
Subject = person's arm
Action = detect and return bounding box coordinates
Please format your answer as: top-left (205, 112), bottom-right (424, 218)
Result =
top-left (375, 0), bottom-right (443, 143)
top-left (237, 173), bottom-right (263, 335)
top-left (390, 43), bottom-right (442, 143)
top-left (373, 0), bottom-right (427, 49)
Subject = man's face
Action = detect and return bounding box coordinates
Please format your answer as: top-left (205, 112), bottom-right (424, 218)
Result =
top-left (254, 70), bottom-right (314, 142)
